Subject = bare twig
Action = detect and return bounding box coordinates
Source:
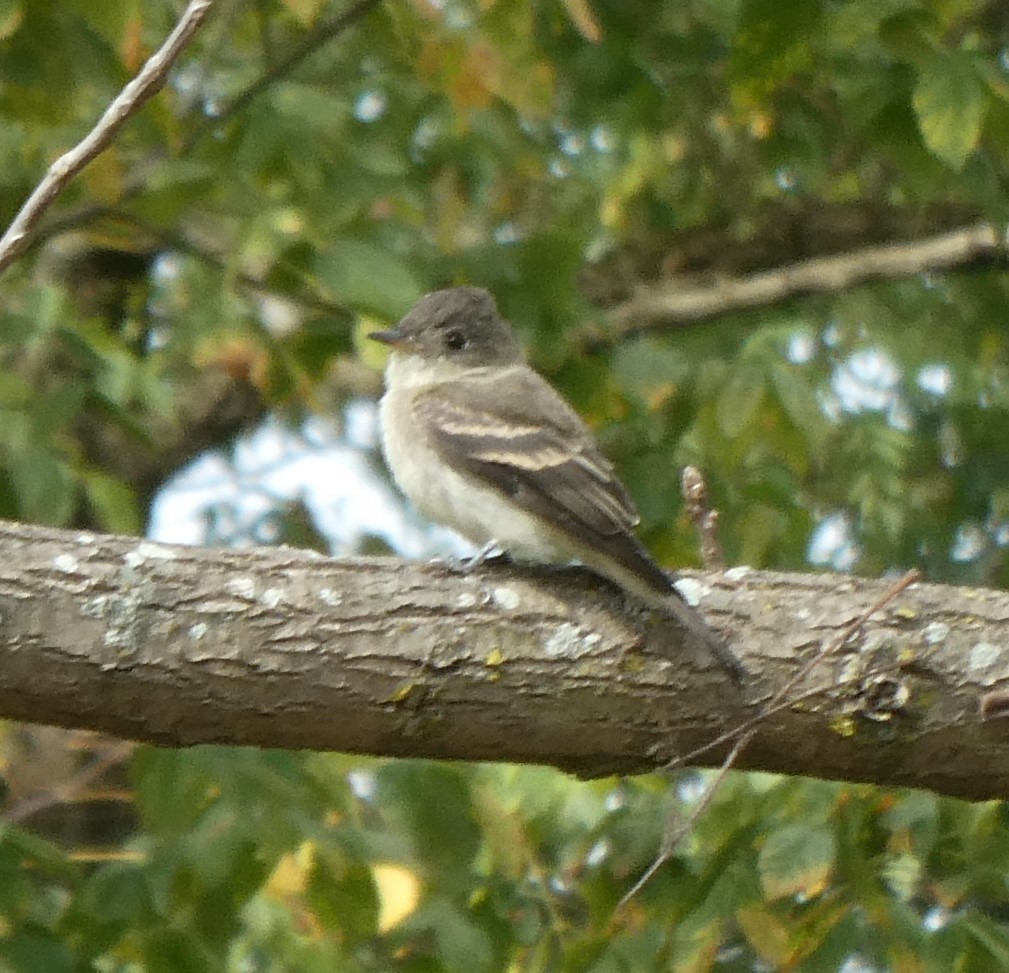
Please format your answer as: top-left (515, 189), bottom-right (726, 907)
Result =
top-left (617, 568), bottom-right (922, 908)
top-left (17, 0), bottom-right (386, 266)
top-left (616, 729), bottom-right (753, 911)
top-left (3, 740), bottom-right (134, 827)
top-left (666, 569), bottom-right (923, 773)
top-left (0, 0), bottom-right (217, 276)
top-left (681, 466), bottom-right (724, 570)
top-left (179, 0), bottom-right (386, 153)
top-left (602, 224), bottom-right (1007, 341)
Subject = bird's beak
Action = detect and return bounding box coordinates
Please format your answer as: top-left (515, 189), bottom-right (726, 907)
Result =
top-left (368, 326), bottom-right (417, 353)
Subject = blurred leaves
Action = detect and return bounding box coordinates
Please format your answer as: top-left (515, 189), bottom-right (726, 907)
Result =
top-left (758, 823), bottom-right (836, 900)
top-left (913, 51), bottom-right (988, 169)
top-left (3, 0), bottom-right (1009, 969)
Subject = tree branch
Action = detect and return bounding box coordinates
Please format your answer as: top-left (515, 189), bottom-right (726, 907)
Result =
top-left (0, 0), bottom-right (217, 276)
top-left (601, 222), bottom-right (1008, 341)
top-left (21, 0), bottom-right (387, 257)
top-left (178, 0), bottom-right (386, 154)
top-left (1, 520), bottom-right (1006, 800)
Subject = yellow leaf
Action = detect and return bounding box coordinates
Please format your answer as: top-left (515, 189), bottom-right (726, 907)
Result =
top-left (560, 0), bottom-right (601, 42)
top-left (266, 841), bottom-right (315, 897)
top-left (373, 864), bottom-right (421, 931)
top-left (736, 906), bottom-right (792, 965)
top-left (280, 0), bottom-right (326, 26)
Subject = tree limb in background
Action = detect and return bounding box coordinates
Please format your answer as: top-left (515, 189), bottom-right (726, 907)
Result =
top-left (600, 222), bottom-right (1008, 342)
top-left (0, 520), bottom-right (1006, 801)
top-left (0, 0), bottom-right (217, 276)
top-left (27, 0), bottom-right (389, 254)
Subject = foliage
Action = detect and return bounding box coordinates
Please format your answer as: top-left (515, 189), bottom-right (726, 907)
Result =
top-left (2, 0), bottom-right (1009, 968)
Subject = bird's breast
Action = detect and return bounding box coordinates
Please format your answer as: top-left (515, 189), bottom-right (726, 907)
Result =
top-left (378, 382), bottom-right (565, 560)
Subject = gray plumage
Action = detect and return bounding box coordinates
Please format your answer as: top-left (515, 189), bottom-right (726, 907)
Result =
top-left (371, 286), bottom-right (741, 681)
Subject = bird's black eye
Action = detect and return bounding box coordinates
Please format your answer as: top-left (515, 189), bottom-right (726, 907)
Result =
top-left (444, 328), bottom-right (468, 352)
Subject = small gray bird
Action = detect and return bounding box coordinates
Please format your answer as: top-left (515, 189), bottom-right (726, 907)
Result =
top-left (370, 286), bottom-right (741, 680)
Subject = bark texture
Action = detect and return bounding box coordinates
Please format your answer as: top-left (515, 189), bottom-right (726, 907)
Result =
top-left (0, 520), bottom-right (1006, 800)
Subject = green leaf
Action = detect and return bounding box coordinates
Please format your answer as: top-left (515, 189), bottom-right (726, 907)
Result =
top-left (913, 52), bottom-right (987, 169)
top-left (716, 364), bottom-right (766, 438)
top-left (771, 363), bottom-right (823, 438)
top-left (612, 337), bottom-right (690, 410)
top-left (0, 0), bottom-right (22, 41)
top-left (308, 856), bottom-right (379, 945)
top-left (731, 0), bottom-right (822, 99)
top-left (0, 826), bottom-right (77, 879)
top-left (422, 897), bottom-right (494, 973)
top-left (81, 469), bottom-right (141, 534)
top-left (736, 905), bottom-right (792, 966)
top-left (376, 763), bottom-right (481, 884)
top-left (758, 823), bottom-right (836, 901)
top-left (877, 9), bottom-right (937, 65)
top-left (78, 862), bottom-right (151, 924)
top-left (961, 915), bottom-right (1009, 968)
top-left (0, 933), bottom-right (73, 973)
top-left (313, 240), bottom-right (423, 319)
top-left (62, 0), bottom-right (138, 47)
top-left (32, 383), bottom-right (85, 441)
top-left (0, 372), bottom-right (33, 408)
top-left (9, 449), bottom-right (76, 525)
top-left (131, 749), bottom-right (217, 837)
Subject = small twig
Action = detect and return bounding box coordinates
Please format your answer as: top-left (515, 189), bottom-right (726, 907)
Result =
top-left (3, 741), bottom-right (134, 826)
top-left (179, 0), bottom-right (385, 154)
top-left (616, 730), bottom-right (754, 911)
top-left (0, 0), bottom-right (217, 276)
top-left (666, 569), bottom-right (923, 773)
top-left (681, 466), bottom-right (724, 570)
top-left (617, 568), bottom-right (921, 909)
top-left (21, 0), bottom-right (386, 263)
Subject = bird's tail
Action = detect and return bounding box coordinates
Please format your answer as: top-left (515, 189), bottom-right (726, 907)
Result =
top-left (664, 587), bottom-right (743, 684)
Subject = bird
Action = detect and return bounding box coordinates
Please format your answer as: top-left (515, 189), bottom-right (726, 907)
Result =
top-left (369, 285), bottom-right (741, 681)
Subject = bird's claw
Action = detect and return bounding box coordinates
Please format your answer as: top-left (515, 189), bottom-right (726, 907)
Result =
top-left (462, 541), bottom-right (511, 573)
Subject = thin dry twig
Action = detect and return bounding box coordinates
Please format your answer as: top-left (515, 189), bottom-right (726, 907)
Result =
top-left (179, 0), bottom-right (385, 153)
top-left (2, 740), bottom-right (134, 827)
top-left (681, 465), bottom-right (725, 570)
top-left (616, 729), bottom-right (754, 912)
top-left (666, 568), bottom-right (923, 773)
top-left (12, 0), bottom-right (386, 276)
top-left (0, 0), bottom-right (217, 276)
top-left (617, 568), bottom-right (921, 908)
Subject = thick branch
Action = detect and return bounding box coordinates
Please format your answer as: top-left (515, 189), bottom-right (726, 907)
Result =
top-left (0, 521), bottom-right (1006, 800)
top-left (603, 222), bottom-right (1008, 340)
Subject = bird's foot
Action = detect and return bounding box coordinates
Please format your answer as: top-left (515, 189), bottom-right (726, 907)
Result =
top-left (462, 541), bottom-right (512, 572)
top-left (440, 542), bottom-right (512, 574)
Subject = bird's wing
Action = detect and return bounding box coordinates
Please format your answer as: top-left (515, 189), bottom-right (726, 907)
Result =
top-left (412, 366), bottom-right (641, 543)
top-left (414, 368), bottom-right (742, 681)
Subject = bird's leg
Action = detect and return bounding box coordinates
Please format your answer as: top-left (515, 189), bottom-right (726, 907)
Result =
top-left (462, 541), bottom-right (512, 572)
top-left (438, 541), bottom-right (512, 574)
